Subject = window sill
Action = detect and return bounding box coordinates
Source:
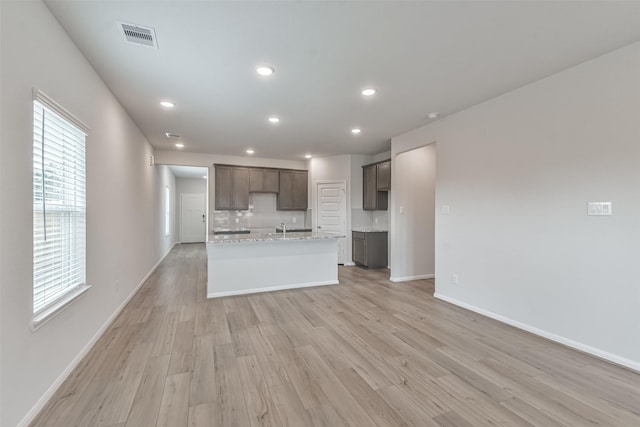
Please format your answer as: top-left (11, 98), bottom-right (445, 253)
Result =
top-left (31, 284), bottom-right (91, 331)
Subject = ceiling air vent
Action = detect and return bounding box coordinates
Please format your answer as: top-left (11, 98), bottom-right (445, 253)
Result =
top-left (165, 133), bottom-right (181, 139)
top-left (120, 22), bottom-right (158, 49)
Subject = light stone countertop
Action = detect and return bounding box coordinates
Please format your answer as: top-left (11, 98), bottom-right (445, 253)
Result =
top-left (351, 227), bottom-right (389, 233)
top-left (207, 231), bottom-right (345, 244)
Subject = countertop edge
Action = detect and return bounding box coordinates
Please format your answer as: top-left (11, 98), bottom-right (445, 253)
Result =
top-left (207, 232), bottom-right (345, 245)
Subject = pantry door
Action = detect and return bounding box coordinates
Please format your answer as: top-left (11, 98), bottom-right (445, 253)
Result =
top-left (315, 181), bottom-right (347, 264)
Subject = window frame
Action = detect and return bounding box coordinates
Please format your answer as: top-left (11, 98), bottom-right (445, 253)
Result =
top-left (31, 89), bottom-right (91, 330)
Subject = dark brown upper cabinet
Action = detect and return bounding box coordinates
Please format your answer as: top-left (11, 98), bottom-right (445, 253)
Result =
top-left (278, 170), bottom-right (308, 211)
top-left (214, 165), bottom-right (250, 210)
top-left (363, 159), bottom-right (391, 210)
top-left (249, 168), bottom-right (279, 193)
top-left (376, 160), bottom-right (391, 190)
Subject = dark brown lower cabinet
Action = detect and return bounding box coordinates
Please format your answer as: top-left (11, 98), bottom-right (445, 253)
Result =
top-left (352, 231), bottom-right (388, 268)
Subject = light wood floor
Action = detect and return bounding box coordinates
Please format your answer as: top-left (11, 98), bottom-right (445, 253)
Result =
top-left (31, 244), bottom-right (640, 426)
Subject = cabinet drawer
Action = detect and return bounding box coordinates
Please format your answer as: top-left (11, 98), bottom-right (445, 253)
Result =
top-left (352, 231), bottom-right (366, 240)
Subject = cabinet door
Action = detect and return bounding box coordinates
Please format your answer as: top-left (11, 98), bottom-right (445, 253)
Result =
top-left (278, 171), bottom-right (294, 210)
top-left (215, 166), bottom-right (233, 210)
top-left (232, 168), bottom-right (250, 210)
top-left (367, 232), bottom-right (388, 268)
top-left (292, 171), bottom-right (308, 210)
top-left (263, 169), bottom-right (279, 193)
top-left (363, 165), bottom-right (377, 210)
top-left (353, 236), bottom-right (367, 265)
top-left (376, 161), bottom-right (391, 190)
top-left (249, 168), bottom-right (264, 192)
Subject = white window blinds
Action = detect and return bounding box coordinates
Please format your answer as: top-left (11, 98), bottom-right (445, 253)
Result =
top-left (33, 98), bottom-right (87, 314)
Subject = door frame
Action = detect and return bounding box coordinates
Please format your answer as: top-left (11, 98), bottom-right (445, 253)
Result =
top-left (180, 192), bottom-right (206, 243)
top-left (313, 180), bottom-right (351, 265)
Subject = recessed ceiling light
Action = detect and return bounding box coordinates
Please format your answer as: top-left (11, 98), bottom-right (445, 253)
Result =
top-left (160, 101), bottom-right (175, 108)
top-left (361, 88), bottom-right (376, 96)
top-left (175, 143), bottom-right (184, 148)
top-left (351, 128), bottom-right (361, 134)
top-left (246, 149), bottom-right (255, 155)
top-left (427, 112), bottom-right (440, 119)
top-left (256, 65), bottom-right (275, 76)
top-left (305, 154), bottom-right (312, 159)
top-left (268, 117), bottom-right (280, 124)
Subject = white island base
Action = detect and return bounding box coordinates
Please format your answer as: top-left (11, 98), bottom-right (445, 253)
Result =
top-left (207, 237), bottom-right (339, 298)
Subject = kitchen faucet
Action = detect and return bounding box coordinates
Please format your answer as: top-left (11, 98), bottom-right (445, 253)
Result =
top-left (280, 222), bottom-right (286, 233)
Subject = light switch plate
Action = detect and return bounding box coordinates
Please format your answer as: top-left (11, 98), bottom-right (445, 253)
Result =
top-left (587, 202), bottom-right (612, 216)
top-left (441, 205), bottom-right (450, 215)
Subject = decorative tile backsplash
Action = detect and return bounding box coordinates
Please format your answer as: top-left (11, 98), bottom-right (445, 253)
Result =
top-left (212, 193), bottom-right (307, 233)
top-left (351, 209), bottom-right (389, 231)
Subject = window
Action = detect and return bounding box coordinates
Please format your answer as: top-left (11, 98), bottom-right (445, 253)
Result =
top-left (165, 186), bottom-right (170, 235)
top-left (33, 93), bottom-right (88, 319)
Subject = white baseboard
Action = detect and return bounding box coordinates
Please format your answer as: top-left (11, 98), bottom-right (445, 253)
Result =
top-left (18, 243), bottom-right (177, 427)
top-left (434, 293), bottom-right (640, 374)
top-left (208, 280), bottom-right (338, 298)
top-left (390, 273), bottom-right (435, 282)
top-left (343, 262), bottom-right (356, 267)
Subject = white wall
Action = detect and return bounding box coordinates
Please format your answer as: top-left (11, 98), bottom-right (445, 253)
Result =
top-left (154, 150), bottom-right (305, 170)
top-left (371, 150), bottom-right (391, 163)
top-left (0, 2), bottom-right (172, 425)
top-left (390, 145), bottom-right (436, 281)
top-left (392, 41), bottom-right (640, 369)
top-left (175, 177), bottom-right (206, 241)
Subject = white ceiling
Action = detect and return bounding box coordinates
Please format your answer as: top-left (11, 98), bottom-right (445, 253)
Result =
top-left (45, 1), bottom-right (640, 160)
top-left (168, 165), bottom-right (208, 179)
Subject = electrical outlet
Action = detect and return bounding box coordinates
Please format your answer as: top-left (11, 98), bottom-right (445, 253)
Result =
top-left (235, 218), bottom-right (239, 224)
top-left (375, 217), bottom-right (379, 224)
top-left (293, 217), bottom-right (297, 223)
top-left (452, 273), bottom-right (459, 285)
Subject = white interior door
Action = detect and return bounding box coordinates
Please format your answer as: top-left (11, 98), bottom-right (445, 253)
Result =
top-left (316, 182), bottom-right (347, 264)
top-left (180, 193), bottom-right (206, 243)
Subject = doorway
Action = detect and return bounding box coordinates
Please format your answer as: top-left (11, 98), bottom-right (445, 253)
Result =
top-left (167, 165), bottom-right (209, 243)
top-left (390, 143), bottom-right (436, 281)
top-left (315, 181), bottom-right (347, 264)
top-left (180, 193), bottom-right (206, 243)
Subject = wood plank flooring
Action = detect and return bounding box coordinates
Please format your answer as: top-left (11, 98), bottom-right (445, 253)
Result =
top-left (31, 243), bottom-right (640, 426)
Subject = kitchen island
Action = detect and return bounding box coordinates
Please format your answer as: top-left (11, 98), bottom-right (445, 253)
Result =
top-left (206, 231), bottom-right (344, 298)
